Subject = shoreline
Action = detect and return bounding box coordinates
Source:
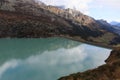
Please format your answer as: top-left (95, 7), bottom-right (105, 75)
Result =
top-left (0, 35), bottom-right (113, 49)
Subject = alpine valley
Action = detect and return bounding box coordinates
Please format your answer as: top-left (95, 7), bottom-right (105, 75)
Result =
top-left (0, 0), bottom-right (120, 80)
top-left (0, 0), bottom-right (120, 48)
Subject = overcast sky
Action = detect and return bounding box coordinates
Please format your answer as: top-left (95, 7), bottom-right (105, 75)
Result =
top-left (38, 0), bottom-right (120, 22)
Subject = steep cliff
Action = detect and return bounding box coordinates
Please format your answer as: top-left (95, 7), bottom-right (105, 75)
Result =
top-left (59, 47), bottom-right (120, 80)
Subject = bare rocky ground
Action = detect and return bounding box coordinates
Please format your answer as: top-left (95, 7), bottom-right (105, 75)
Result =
top-left (0, 0), bottom-right (120, 48)
top-left (0, 1), bottom-right (120, 80)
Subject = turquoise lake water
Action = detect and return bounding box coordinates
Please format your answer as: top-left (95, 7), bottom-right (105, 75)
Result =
top-left (0, 38), bottom-right (111, 80)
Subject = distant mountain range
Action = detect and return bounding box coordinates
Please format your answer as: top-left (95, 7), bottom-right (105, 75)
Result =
top-left (110, 21), bottom-right (120, 27)
top-left (110, 21), bottom-right (120, 26)
top-left (118, 23), bottom-right (120, 26)
top-left (0, 0), bottom-right (120, 47)
top-left (109, 21), bottom-right (120, 34)
top-left (97, 20), bottom-right (120, 35)
top-left (110, 21), bottom-right (120, 29)
top-left (0, 0), bottom-right (120, 80)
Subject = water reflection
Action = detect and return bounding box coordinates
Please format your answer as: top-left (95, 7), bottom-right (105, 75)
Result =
top-left (0, 38), bottom-right (80, 64)
top-left (0, 38), bottom-right (111, 80)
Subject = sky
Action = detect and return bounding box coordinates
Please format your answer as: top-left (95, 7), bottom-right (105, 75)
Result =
top-left (38, 0), bottom-right (120, 22)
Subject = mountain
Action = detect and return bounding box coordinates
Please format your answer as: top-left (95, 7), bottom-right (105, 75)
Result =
top-left (114, 23), bottom-right (120, 27)
top-left (109, 21), bottom-right (120, 35)
top-left (110, 21), bottom-right (120, 25)
top-left (97, 20), bottom-right (120, 35)
top-left (0, 0), bottom-right (120, 48)
top-left (117, 23), bottom-right (120, 26)
top-left (55, 5), bottom-right (66, 9)
top-left (59, 47), bottom-right (120, 80)
top-left (0, 0), bottom-right (120, 79)
top-left (110, 21), bottom-right (120, 27)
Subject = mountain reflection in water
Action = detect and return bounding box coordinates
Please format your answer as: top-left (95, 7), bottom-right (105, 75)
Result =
top-left (0, 38), bottom-right (111, 80)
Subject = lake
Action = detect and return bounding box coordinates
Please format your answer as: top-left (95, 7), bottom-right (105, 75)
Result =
top-left (0, 38), bottom-right (111, 80)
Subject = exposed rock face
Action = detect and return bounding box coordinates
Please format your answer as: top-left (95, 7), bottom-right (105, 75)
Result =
top-left (0, 10), bottom-right (74, 38)
top-left (0, 0), bottom-right (120, 47)
top-left (45, 6), bottom-right (102, 33)
top-left (0, 0), bottom-right (120, 79)
top-left (58, 47), bottom-right (120, 80)
top-left (0, 0), bottom-right (48, 15)
top-left (0, 0), bottom-right (99, 30)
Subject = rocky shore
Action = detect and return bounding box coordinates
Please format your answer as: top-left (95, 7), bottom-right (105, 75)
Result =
top-left (0, 0), bottom-right (120, 48)
top-left (0, 0), bottom-right (120, 80)
top-left (0, 9), bottom-right (119, 48)
top-left (58, 47), bottom-right (120, 80)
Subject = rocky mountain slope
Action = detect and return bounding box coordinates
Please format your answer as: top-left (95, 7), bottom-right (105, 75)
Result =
top-left (0, 0), bottom-right (120, 79)
top-left (97, 20), bottom-right (120, 35)
top-left (43, 5), bottom-right (120, 36)
top-left (0, 0), bottom-right (120, 48)
top-left (59, 47), bottom-right (120, 80)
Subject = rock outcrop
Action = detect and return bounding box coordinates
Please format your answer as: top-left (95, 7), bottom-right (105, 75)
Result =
top-left (0, 10), bottom-right (73, 38)
top-left (0, 0), bottom-right (120, 48)
top-left (58, 47), bottom-right (120, 80)
top-left (0, 1), bottom-right (120, 79)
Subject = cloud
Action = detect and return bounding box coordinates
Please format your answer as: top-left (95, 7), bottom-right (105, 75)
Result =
top-left (38, 0), bottom-right (120, 11)
top-left (37, 0), bottom-right (120, 21)
top-left (38, 0), bottom-right (93, 14)
top-left (26, 45), bottom-right (87, 65)
top-left (91, 0), bottom-right (120, 9)
top-left (88, 0), bottom-right (120, 22)
top-left (0, 60), bottom-right (18, 78)
top-left (0, 44), bottom-right (111, 80)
